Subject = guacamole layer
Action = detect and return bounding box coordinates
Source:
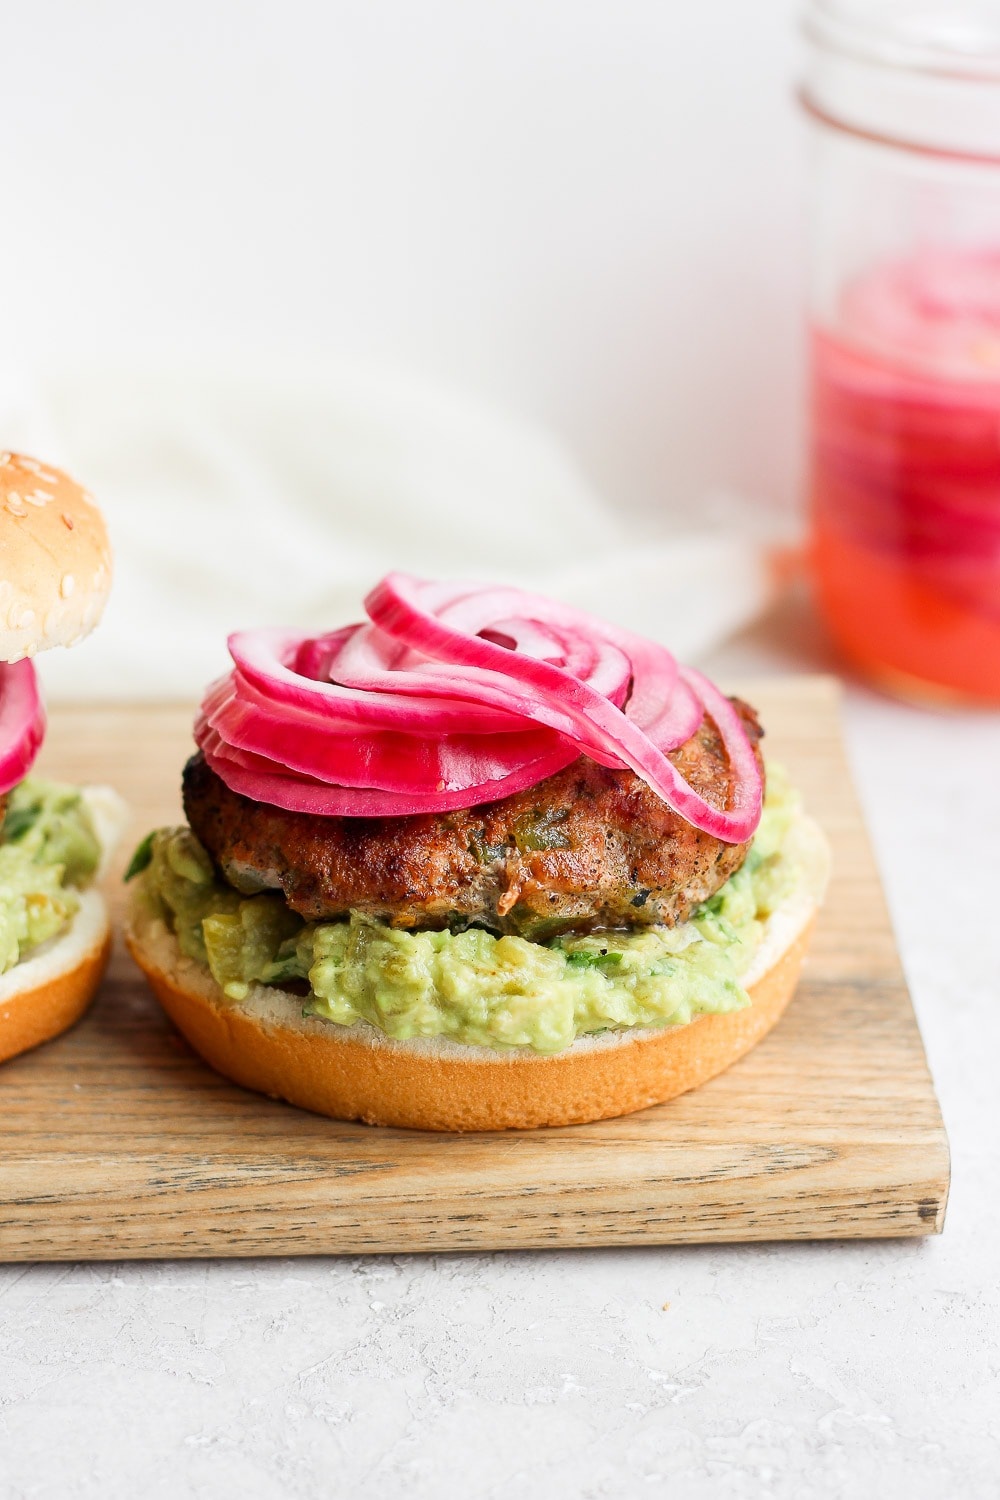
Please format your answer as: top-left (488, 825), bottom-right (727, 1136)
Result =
top-left (128, 766), bottom-right (801, 1055)
top-left (0, 778), bottom-right (103, 974)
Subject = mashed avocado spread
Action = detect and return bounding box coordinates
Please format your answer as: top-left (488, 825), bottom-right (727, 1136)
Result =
top-left (0, 778), bottom-right (102, 974)
top-left (128, 766), bottom-right (801, 1055)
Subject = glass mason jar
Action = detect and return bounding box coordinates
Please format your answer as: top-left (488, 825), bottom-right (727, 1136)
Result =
top-left (803, 1), bottom-right (1000, 704)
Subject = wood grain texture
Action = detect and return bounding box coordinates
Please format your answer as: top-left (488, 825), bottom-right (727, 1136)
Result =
top-left (0, 678), bottom-right (950, 1259)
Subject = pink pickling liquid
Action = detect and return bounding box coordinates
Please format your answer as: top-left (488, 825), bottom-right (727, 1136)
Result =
top-left (810, 248), bottom-right (1000, 702)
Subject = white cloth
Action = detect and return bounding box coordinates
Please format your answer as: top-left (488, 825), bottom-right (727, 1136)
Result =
top-left (1, 362), bottom-right (780, 699)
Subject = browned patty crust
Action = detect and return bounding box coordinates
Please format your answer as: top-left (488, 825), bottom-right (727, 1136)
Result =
top-left (183, 700), bottom-right (763, 940)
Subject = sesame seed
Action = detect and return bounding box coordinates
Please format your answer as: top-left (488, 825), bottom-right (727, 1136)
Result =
top-left (0, 453), bottom-right (10, 468)
top-left (61, 513), bottom-right (74, 529)
top-left (25, 490), bottom-right (52, 506)
top-left (60, 573), bottom-right (75, 598)
top-left (38, 470), bottom-right (58, 484)
top-left (17, 608), bottom-right (35, 630)
top-left (6, 498), bottom-right (26, 517)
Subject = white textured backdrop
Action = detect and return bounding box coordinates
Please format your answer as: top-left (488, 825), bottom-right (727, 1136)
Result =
top-left (0, 0), bottom-right (802, 518)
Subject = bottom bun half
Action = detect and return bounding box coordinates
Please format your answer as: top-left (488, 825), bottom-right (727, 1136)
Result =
top-left (127, 814), bottom-right (829, 1132)
top-left (0, 890), bottom-right (112, 1065)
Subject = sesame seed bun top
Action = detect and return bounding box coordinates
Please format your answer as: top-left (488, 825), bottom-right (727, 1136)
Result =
top-left (0, 453), bottom-right (112, 662)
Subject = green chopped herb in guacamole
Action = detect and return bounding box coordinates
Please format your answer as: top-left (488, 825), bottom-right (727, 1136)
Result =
top-left (0, 778), bottom-right (102, 974)
top-left (127, 765), bottom-right (801, 1055)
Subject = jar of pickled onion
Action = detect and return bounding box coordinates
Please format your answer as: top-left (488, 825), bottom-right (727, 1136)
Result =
top-left (803, 1), bottom-right (1000, 704)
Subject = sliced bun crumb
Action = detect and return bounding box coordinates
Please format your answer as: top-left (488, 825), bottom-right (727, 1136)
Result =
top-left (127, 814), bottom-right (830, 1131)
top-left (0, 453), bottom-right (112, 661)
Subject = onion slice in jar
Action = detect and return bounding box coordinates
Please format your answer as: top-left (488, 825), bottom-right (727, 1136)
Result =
top-left (0, 660), bottom-right (45, 798)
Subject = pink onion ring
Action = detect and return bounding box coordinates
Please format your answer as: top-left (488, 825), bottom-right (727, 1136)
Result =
top-left (196, 718), bottom-right (579, 815)
top-left (0, 660), bottom-right (46, 797)
top-left (196, 574), bottom-right (762, 841)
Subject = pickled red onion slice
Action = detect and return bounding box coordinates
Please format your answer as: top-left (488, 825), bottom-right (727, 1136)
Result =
top-left (365, 575), bottom-right (759, 839)
top-left (196, 718), bottom-right (579, 815)
top-left (196, 574), bottom-right (762, 840)
top-left (0, 660), bottom-right (45, 797)
top-left (201, 670), bottom-right (576, 792)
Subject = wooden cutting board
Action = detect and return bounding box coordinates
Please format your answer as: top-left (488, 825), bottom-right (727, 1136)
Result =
top-left (0, 678), bottom-right (949, 1259)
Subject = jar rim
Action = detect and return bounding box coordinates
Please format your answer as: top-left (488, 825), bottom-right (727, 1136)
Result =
top-left (803, 0), bottom-right (1000, 84)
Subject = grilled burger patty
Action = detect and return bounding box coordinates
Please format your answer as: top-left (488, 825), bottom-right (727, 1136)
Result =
top-left (183, 700), bottom-right (763, 940)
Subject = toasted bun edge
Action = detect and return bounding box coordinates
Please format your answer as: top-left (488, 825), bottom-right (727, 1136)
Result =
top-left (125, 814), bottom-right (830, 1130)
top-left (0, 890), bottom-right (112, 1064)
